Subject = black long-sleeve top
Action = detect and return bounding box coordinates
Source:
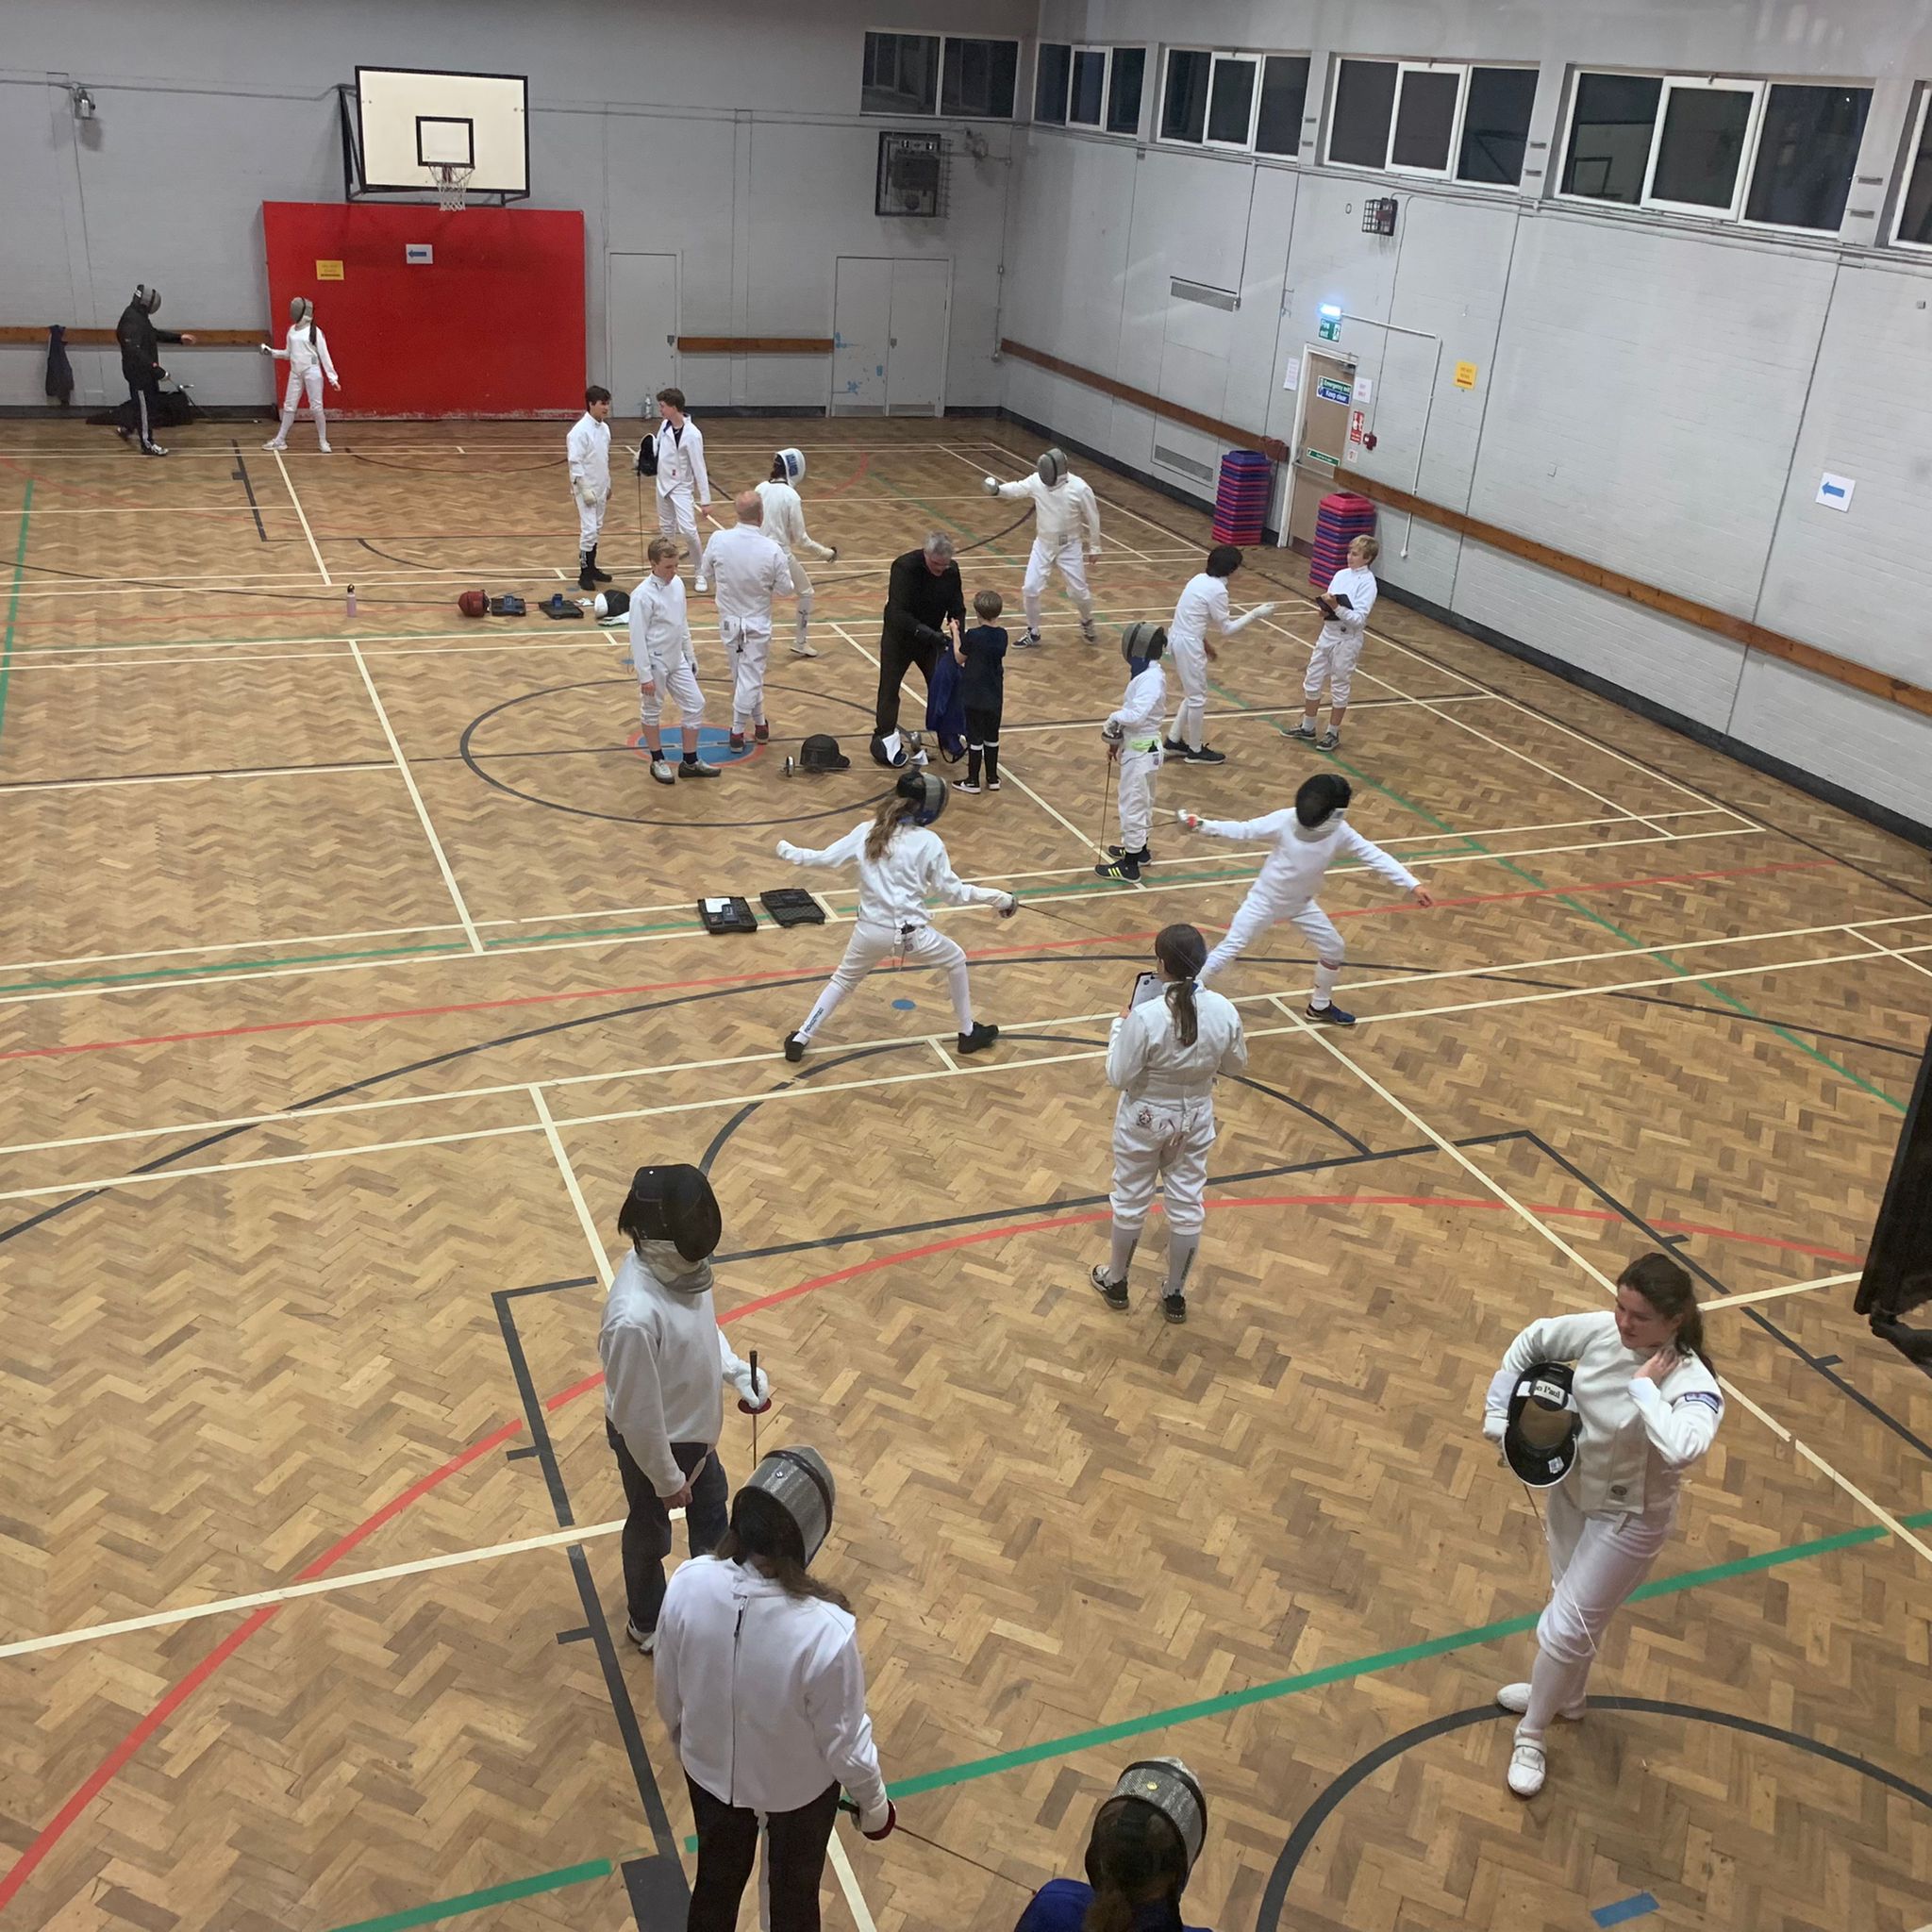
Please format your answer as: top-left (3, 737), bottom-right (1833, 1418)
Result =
top-left (882, 548), bottom-right (965, 649)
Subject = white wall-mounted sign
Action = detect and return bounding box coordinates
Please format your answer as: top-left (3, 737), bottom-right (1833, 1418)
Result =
top-left (1815, 472), bottom-right (1855, 511)
top-left (406, 243), bottom-right (434, 265)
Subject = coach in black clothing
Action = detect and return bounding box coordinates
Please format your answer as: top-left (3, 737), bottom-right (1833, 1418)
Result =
top-left (870, 530), bottom-right (965, 766)
top-left (115, 285), bottom-right (195, 457)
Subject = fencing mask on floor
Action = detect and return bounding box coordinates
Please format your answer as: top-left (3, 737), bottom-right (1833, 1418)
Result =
top-left (737, 1446), bottom-right (837, 1566)
top-left (592, 588), bottom-right (630, 620)
top-left (774, 446), bottom-right (807, 484)
top-left (1121, 622), bottom-right (1168, 668)
top-left (1503, 1360), bottom-right (1581, 1489)
top-left (135, 285), bottom-right (161, 316)
top-left (896, 767), bottom-right (947, 826)
top-left (1037, 446), bottom-right (1070, 487)
top-left (1100, 1758), bottom-right (1208, 1879)
top-left (1294, 773), bottom-right (1352, 829)
top-left (620, 1163), bottom-right (722, 1264)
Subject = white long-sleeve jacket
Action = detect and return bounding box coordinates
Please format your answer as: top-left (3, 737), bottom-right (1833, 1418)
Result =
top-left (1107, 984), bottom-right (1247, 1106)
top-left (627, 573), bottom-right (694, 678)
top-left (755, 479), bottom-right (834, 559)
top-left (1194, 810), bottom-right (1418, 910)
top-left (992, 472), bottom-right (1102, 550)
top-left (656, 1556), bottom-right (891, 1820)
top-left (1168, 572), bottom-right (1269, 653)
top-left (1317, 566), bottom-right (1378, 645)
top-left (700, 523), bottom-right (791, 631)
top-left (777, 822), bottom-right (1010, 931)
top-left (566, 412), bottom-right (611, 496)
top-left (1107, 662), bottom-right (1168, 751)
top-left (269, 321), bottom-right (338, 382)
top-left (1483, 1309), bottom-right (1724, 1518)
top-left (655, 417), bottom-right (710, 504)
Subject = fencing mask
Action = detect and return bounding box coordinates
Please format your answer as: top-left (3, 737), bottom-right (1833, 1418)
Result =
top-left (1037, 446), bottom-right (1070, 487)
top-left (592, 588), bottom-right (630, 620)
top-left (135, 285), bottom-right (161, 316)
top-left (290, 296), bottom-right (313, 327)
top-left (621, 1163), bottom-right (723, 1264)
top-left (1101, 1758), bottom-right (1208, 1878)
top-left (774, 446), bottom-right (807, 484)
top-left (1504, 1360), bottom-right (1581, 1488)
top-left (739, 1446), bottom-right (837, 1566)
top-left (1294, 773), bottom-right (1352, 829)
top-left (896, 767), bottom-right (947, 826)
top-left (457, 589), bottom-right (489, 619)
top-left (1120, 622), bottom-right (1168, 668)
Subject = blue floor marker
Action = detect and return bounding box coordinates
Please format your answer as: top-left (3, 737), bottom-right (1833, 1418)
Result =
top-left (1591, 1894), bottom-right (1658, 1927)
top-left (891, 998), bottom-right (916, 1010)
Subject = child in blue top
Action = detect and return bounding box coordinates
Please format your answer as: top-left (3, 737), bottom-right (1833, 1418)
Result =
top-left (954, 588), bottom-right (1010, 795)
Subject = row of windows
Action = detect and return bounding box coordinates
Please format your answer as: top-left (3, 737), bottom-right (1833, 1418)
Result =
top-left (859, 29), bottom-right (1932, 250)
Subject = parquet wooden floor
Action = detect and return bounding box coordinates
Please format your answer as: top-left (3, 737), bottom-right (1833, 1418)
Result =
top-left (1, 417), bottom-right (1928, 1932)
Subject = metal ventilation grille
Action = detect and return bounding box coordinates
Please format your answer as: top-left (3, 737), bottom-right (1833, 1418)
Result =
top-left (831, 403), bottom-right (887, 416)
top-left (1154, 444), bottom-right (1216, 483)
top-left (1170, 277), bottom-right (1239, 312)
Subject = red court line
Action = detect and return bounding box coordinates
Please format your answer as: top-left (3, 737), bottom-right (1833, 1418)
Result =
top-left (0, 1186), bottom-right (1866, 1908)
top-left (0, 858), bottom-right (1839, 1065)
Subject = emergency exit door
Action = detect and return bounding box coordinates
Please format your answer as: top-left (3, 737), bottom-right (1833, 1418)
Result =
top-left (1287, 349), bottom-right (1357, 547)
top-left (832, 258), bottom-right (952, 414)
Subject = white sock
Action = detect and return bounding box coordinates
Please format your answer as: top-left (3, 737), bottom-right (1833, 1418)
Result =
top-left (881, 729), bottom-right (902, 760)
top-left (947, 963), bottom-right (974, 1032)
top-left (1311, 958), bottom-right (1341, 1008)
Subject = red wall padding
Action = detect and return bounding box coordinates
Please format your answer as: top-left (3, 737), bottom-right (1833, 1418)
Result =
top-left (262, 202), bottom-right (585, 417)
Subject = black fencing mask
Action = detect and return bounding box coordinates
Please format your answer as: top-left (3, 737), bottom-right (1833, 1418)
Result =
top-left (623, 1163), bottom-right (722, 1263)
top-left (1095, 1757), bottom-right (1208, 1880)
top-left (136, 285), bottom-right (161, 316)
top-left (741, 1446), bottom-right (837, 1564)
top-left (1294, 773), bottom-right (1352, 829)
top-left (1504, 1360), bottom-right (1581, 1488)
top-left (1037, 446), bottom-right (1069, 487)
top-left (1120, 622), bottom-right (1167, 667)
top-left (896, 767), bottom-right (946, 826)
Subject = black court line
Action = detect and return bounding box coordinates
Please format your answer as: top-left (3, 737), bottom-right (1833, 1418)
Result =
top-left (228, 440), bottom-right (267, 543)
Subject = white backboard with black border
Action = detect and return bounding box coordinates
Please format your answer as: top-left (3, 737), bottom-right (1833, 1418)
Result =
top-left (351, 67), bottom-right (528, 198)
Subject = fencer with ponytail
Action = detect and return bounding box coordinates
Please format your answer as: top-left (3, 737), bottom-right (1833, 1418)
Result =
top-left (1155, 923), bottom-right (1207, 1048)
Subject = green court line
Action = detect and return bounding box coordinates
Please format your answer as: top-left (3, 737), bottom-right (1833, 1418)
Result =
top-left (0, 935), bottom-right (476, 999)
top-left (323, 1857), bottom-right (612, 1932)
top-left (479, 914), bottom-right (707, 950)
top-left (0, 480), bottom-right (33, 749)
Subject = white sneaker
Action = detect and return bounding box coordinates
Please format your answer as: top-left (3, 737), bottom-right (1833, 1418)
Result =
top-left (791, 641), bottom-right (820, 658)
top-left (1495, 1682), bottom-right (1586, 1720)
top-left (263, 439), bottom-right (286, 451)
top-left (317, 441), bottom-right (333, 454)
top-left (625, 1619), bottom-right (656, 1655)
top-left (1507, 1738), bottom-right (1545, 1798)
top-left (693, 577), bottom-right (709, 593)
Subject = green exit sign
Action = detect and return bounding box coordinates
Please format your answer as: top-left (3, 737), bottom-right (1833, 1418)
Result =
top-left (1318, 315), bottom-right (1342, 341)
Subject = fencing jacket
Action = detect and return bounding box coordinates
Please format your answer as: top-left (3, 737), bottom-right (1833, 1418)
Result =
top-left (270, 321), bottom-right (339, 383)
top-left (566, 412), bottom-right (611, 496)
top-left (1318, 565), bottom-right (1378, 643)
top-left (655, 418), bottom-right (710, 503)
top-left (1485, 1310), bottom-right (1724, 1517)
top-left (656, 1556), bottom-right (890, 1818)
top-left (1108, 662), bottom-right (1168, 752)
top-left (1193, 811), bottom-right (1419, 910)
top-left (755, 479), bottom-right (834, 559)
top-left (991, 472), bottom-right (1102, 549)
top-left (700, 523), bottom-right (791, 631)
top-left (627, 573), bottom-right (695, 679)
top-left (1108, 985), bottom-right (1247, 1105)
top-left (1168, 572), bottom-right (1235, 653)
top-left (777, 823), bottom-right (1008, 930)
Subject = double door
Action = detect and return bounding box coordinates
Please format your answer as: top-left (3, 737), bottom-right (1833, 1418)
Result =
top-left (831, 258), bottom-right (951, 414)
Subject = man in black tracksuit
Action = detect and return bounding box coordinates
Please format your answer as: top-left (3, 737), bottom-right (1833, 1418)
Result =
top-left (871, 531), bottom-right (965, 766)
top-left (115, 285), bottom-right (195, 457)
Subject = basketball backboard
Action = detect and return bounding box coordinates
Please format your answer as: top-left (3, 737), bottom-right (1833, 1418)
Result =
top-left (343, 68), bottom-right (528, 201)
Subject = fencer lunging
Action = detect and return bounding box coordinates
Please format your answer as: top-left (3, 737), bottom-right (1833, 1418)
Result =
top-left (776, 772), bottom-right (1016, 1060)
top-left (1162, 546), bottom-right (1276, 765)
top-left (1095, 623), bottom-right (1169, 883)
top-left (983, 447), bottom-right (1102, 646)
top-left (757, 446), bottom-right (838, 658)
top-left (1091, 924), bottom-right (1247, 1326)
top-left (567, 385), bottom-right (614, 590)
top-left (1179, 773), bottom-right (1434, 1023)
top-left (699, 491), bottom-right (792, 747)
top-left (1481, 1254), bottom-right (1724, 1799)
top-left (261, 297), bottom-right (339, 452)
top-left (652, 387), bottom-right (713, 588)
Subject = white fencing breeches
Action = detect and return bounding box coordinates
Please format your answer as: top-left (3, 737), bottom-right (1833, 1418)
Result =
top-left (1166, 638), bottom-right (1208, 751)
top-left (1116, 745), bottom-right (1160, 853)
top-left (786, 553), bottom-right (815, 645)
top-left (277, 366), bottom-right (327, 445)
top-left (658, 486), bottom-right (705, 575)
top-left (1022, 536), bottom-right (1091, 632)
top-left (1109, 1094), bottom-right (1216, 1238)
top-left (725, 621), bottom-right (774, 732)
top-left (1305, 624), bottom-right (1365, 708)
top-left (1201, 894), bottom-right (1342, 990)
top-left (638, 656), bottom-right (706, 732)
top-left (795, 921), bottom-right (972, 1042)
top-left (576, 488), bottom-right (608, 551)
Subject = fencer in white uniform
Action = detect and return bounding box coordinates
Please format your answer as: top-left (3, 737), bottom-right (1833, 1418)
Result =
top-left (261, 298), bottom-right (340, 452)
top-left (1091, 924), bottom-right (1247, 1324)
top-left (699, 492), bottom-right (792, 747)
top-left (1162, 547), bottom-right (1276, 764)
top-left (982, 448), bottom-right (1102, 645)
top-left (1180, 773), bottom-right (1434, 1023)
top-left (1095, 624), bottom-right (1169, 883)
top-left (567, 386), bottom-right (614, 591)
top-left (777, 772), bottom-right (1017, 1061)
top-left (1482, 1253), bottom-right (1724, 1798)
top-left (757, 447), bottom-right (839, 658)
top-left (1293, 536), bottom-right (1380, 750)
top-left (628, 538), bottom-right (718, 785)
top-left (652, 387), bottom-right (713, 589)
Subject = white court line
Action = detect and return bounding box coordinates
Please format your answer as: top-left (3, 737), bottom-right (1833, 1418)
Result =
top-left (531, 1084), bottom-right (611, 1288)
top-left (349, 641), bottom-right (482, 953)
top-left (0, 760), bottom-right (389, 796)
top-left (1273, 994), bottom-right (1932, 1571)
top-left (1699, 1272), bottom-right (1861, 1310)
top-left (1849, 925), bottom-right (1932, 982)
top-left (827, 1830), bottom-right (880, 1932)
top-left (929, 1038), bottom-right (960, 1073)
top-left (1001, 757), bottom-right (1111, 857)
top-left (271, 444), bottom-right (331, 585)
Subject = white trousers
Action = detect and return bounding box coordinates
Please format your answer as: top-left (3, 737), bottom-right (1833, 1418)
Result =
top-left (276, 366), bottom-right (327, 446)
top-left (1201, 894), bottom-right (1342, 989)
top-left (576, 488), bottom-right (608, 551)
top-left (1116, 744), bottom-right (1161, 853)
top-left (638, 655), bottom-right (706, 732)
top-left (1536, 1487), bottom-right (1671, 1667)
top-left (795, 921), bottom-right (972, 1041)
top-left (1166, 637), bottom-right (1208, 751)
top-left (1305, 624), bottom-right (1364, 708)
top-left (658, 486), bottom-right (705, 575)
top-left (783, 553), bottom-right (815, 644)
top-left (1022, 536), bottom-right (1091, 632)
top-left (725, 620), bottom-right (774, 732)
top-left (1109, 1094), bottom-right (1216, 1237)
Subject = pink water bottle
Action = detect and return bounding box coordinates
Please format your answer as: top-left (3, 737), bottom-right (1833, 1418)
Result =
top-left (345, 583), bottom-right (358, 619)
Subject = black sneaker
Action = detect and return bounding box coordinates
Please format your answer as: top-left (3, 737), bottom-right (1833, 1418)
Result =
top-left (1108, 845), bottom-right (1152, 865)
top-left (957, 1021), bottom-right (999, 1055)
top-left (1162, 1293), bottom-right (1189, 1324)
top-left (1183, 745), bottom-right (1226, 764)
top-left (1305, 1001), bottom-right (1356, 1026)
top-left (1091, 1266), bottom-right (1129, 1311)
top-left (783, 1032), bottom-right (807, 1063)
top-left (1094, 856), bottom-right (1140, 882)
top-left (1288, 723), bottom-right (1319, 743)
top-left (140, 442), bottom-right (171, 458)
top-left (1161, 738), bottom-right (1187, 756)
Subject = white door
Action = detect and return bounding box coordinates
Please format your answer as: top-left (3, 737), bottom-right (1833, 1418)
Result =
top-left (885, 259), bottom-right (951, 415)
top-left (607, 253), bottom-right (679, 420)
top-left (832, 258), bottom-right (892, 412)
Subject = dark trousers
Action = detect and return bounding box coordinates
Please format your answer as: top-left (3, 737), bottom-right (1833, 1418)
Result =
top-left (606, 1423), bottom-right (729, 1632)
top-left (686, 1774), bottom-right (841, 1932)
top-left (873, 627), bottom-right (939, 739)
top-left (964, 705), bottom-right (1001, 786)
top-left (126, 375), bottom-right (161, 447)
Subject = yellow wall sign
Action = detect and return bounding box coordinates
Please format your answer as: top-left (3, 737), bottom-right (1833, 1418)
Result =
top-left (316, 259), bottom-right (345, 280)
top-left (1453, 359), bottom-right (1478, 390)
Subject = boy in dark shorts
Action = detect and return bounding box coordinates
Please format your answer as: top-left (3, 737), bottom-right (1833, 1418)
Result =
top-left (954, 589), bottom-right (1009, 794)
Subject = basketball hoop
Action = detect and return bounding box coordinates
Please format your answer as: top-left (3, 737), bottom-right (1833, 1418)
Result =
top-left (432, 162), bottom-right (474, 211)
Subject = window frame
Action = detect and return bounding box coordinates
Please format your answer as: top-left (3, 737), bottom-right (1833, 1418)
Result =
top-left (862, 28), bottom-right (1021, 121)
top-left (861, 30), bottom-right (941, 118)
top-left (1322, 57), bottom-right (1536, 188)
top-left (1067, 44), bottom-right (1110, 129)
top-left (1385, 60), bottom-right (1469, 178)
top-left (1203, 50), bottom-right (1262, 150)
top-left (1640, 74), bottom-right (1765, 219)
top-left (1034, 41), bottom-right (1071, 126)
top-left (1253, 52), bottom-right (1311, 158)
top-left (1454, 63), bottom-right (1540, 187)
top-left (1737, 80), bottom-right (1874, 236)
top-left (1159, 45), bottom-right (1301, 153)
top-left (1107, 45), bottom-right (1147, 137)
top-left (1890, 84), bottom-right (1932, 251)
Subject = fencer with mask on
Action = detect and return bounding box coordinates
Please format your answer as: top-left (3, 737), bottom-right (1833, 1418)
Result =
top-left (757, 447), bottom-right (839, 658)
top-left (982, 446), bottom-right (1102, 647)
top-left (656, 1448), bottom-right (896, 1932)
top-left (260, 296), bottom-right (340, 452)
top-left (115, 284), bottom-right (196, 458)
top-left (699, 491), bottom-right (793, 749)
top-left (1095, 623), bottom-right (1171, 883)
